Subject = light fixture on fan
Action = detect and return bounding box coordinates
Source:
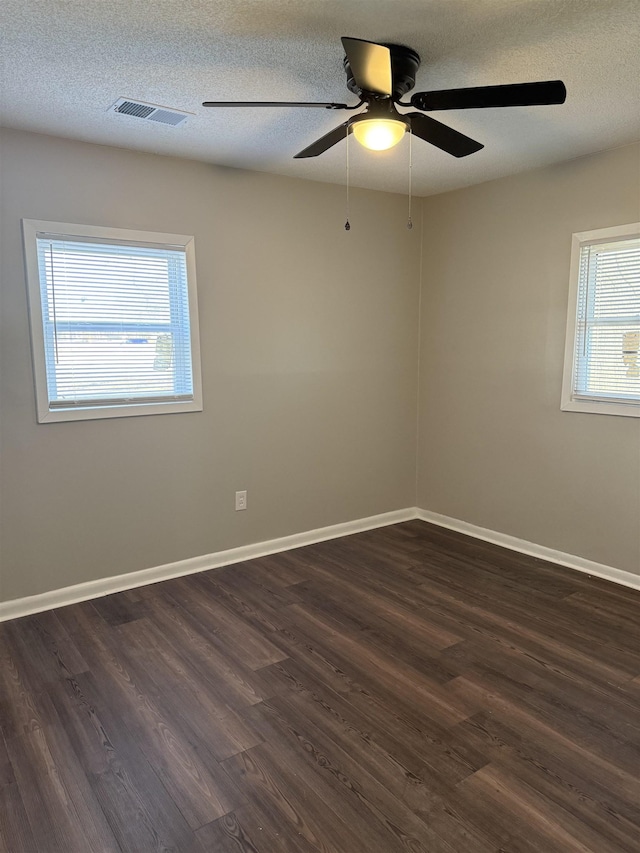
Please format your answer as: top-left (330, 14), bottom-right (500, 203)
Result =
top-left (348, 98), bottom-right (409, 151)
top-left (352, 118), bottom-right (406, 150)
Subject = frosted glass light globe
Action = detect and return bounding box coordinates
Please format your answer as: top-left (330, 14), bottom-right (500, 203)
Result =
top-left (352, 119), bottom-right (406, 151)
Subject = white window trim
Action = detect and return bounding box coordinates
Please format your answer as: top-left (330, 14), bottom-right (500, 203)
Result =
top-left (22, 219), bottom-right (203, 423)
top-left (561, 222), bottom-right (640, 418)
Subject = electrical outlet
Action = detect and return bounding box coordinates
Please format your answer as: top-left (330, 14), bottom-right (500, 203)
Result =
top-left (235, 490), bottom-right (247, 511)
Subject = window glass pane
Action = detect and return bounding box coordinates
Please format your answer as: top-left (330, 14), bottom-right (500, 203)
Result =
top-left (590, 245), bottom-right (640, 321)
top-left (35, 236), bottom-right (194, 409)
top-left (573, 235), bottom-right (640, 405)
top-left (581, 325), bottom-right (640, 399)
top-left (50, 332), bottom-right (177, 402)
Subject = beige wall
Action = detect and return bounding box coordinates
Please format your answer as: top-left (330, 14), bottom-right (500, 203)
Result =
top-left (0, 128), bottom-right (420, 600)
top-left (417, 143), bottom-right (640, 576)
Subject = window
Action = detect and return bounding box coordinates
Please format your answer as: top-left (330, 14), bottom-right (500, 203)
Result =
top-left (562, 222), bottom-right (640, 417)
top-left (22, 220), bottom-right (202, 423)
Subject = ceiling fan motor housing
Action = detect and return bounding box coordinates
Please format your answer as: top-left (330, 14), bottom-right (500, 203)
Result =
top-left (343, 43), bottom-right (421, 99)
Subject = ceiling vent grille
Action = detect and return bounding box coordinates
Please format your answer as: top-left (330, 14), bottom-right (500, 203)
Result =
top-left (110, 98), bottom-right (191, 126)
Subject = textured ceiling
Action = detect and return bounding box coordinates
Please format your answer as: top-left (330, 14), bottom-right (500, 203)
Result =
top-left (1, 0), bottom-right (639, 196)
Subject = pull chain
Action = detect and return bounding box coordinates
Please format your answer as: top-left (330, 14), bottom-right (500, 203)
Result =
top-left (345, 129), bottom-right (351, 231)
top-left (407, 127), bottom-right (413, 230)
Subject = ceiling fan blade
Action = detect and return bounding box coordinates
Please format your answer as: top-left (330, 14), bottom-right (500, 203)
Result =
top-left (294, 120), bottom-right (352, 159)
top-left (407, 113), bottom-right (483, 158)
top-left (202, 101), bottom-right (350, 109)
top-left (411, 80), bottom-right (567, 111)
top-left (341, 37), bottom-right (392, 96)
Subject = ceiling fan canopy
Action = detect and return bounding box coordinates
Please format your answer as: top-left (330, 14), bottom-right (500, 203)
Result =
top-left (203, 37), bottom-right (567, 160)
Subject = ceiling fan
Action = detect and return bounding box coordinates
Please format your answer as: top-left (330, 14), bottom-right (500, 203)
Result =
top-left (203, 37), bottom-right (566, 159)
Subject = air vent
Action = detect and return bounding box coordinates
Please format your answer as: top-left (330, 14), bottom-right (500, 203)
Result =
top-left (146, 109), bottom-right (188, 126)
top-left (110, 98), bottom-right (191, 127)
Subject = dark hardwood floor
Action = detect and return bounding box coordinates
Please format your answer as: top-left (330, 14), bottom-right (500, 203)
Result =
top-left (1, 520), bottom-right (639, 852)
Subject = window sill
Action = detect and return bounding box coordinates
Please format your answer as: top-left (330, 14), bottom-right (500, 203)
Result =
top-left (561, 398), bottom-right (640, 418)
top-left (36, 398), bottom-right (203, 424)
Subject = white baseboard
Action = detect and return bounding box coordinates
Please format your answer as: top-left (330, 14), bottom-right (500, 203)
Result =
top-left (0, 508), bottom-right (417, 622)
top-left (417, 509), bottom-right (640, 591)
top-left (3, 506), bottom-right (637, 623)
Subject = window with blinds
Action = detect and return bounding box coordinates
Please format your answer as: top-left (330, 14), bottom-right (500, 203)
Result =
top-left (23, 221), bottom-right (202, 422)
top-left (562, 223), bottom-right (640, 417)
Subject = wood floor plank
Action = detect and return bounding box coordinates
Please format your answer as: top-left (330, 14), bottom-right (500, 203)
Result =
top-left (145, 591), bottom-right (272, 708)
top-left (455, 711), bottom-right (640, 827)
top-left (238, 698), bottom-right (458, 853)
top-left (456, 713), bottom-right (640, 852)
top-left (256, 684), bottom-right (446, 814)
top-left (116, 616), bottom-right (265, 759)
top-left (80, 636), bottom-right (243, 828)
top-left (223, 740), bottom-right (412, 853)
top-left (462, 762), bottom-right (621, 852)
top-left (281, 602), bottom-right (474, 725)
top-left (252, 733), bottom-right (413, 853)
top-left (168, 574), bottom-right (289, 670)
top-left (195, 810), bottom-right (262, 853)
top-left (221, 745), bottom-right (332, 853)
top-left (417, 574), bottom-right (640, 683)
top-left (217, 559), bottom-right (305, 606)
top-left (1, 520), bottom-right (639, 852)
top-left (256, 656), bottom-right (482, 789)
top-left (293, 569), bottom-right (462, 652)
top-left (5, 724), bottom-right (120, 853)
top-left (447, 674), bottom-right (640, 805)
top-left (0, 780), bottom-right (38, 853)
top-left (0, 638), bottom-right (59, 739)
top-left (89, 763), bottom-right (195, 853)
top-left (3, 611), bottom-right (88, 682)
top-left (210, 799), bottom-right (317, 853)
top-left (441, 636), bottom-right (640, 739)
top-left (52, 672), bottom-right (201, 852)
top-left (92, 588), bottom-right (150, 626)
top-left (202, 576), bottom-right (294, 637)
top-left (0, 730), bottom-right (37, 853)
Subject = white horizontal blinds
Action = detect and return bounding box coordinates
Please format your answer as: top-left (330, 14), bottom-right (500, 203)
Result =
top-left (35, 235), bottom-right (194, 409)
top-left (574, 236), bottom-right (640, 403)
